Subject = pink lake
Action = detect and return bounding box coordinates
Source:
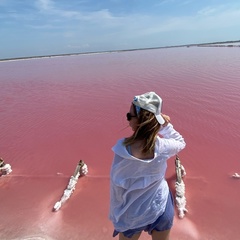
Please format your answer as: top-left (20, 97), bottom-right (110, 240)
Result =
top-left (0, 47), bottom-right (240, 240)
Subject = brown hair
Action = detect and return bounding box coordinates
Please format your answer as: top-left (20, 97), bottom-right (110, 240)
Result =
top-left (123, 104), bottom-right (161, 154)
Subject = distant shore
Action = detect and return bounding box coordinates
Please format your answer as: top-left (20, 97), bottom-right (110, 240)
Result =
top-left (1, 40), bottom-right (240, 62)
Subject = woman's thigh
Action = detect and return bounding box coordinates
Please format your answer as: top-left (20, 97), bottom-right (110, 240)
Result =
top-left (151, 229), bottom-right (170, 240)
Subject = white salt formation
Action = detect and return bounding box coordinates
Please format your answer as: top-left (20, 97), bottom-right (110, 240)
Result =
top-left (0, 158), bottom-right (12, 175)
top-left (232, 173), bottom-right (240, 179)
top-left (53, 160), bottom-right (88, 211)
top-left (175, 155), bottom-right (188, 218)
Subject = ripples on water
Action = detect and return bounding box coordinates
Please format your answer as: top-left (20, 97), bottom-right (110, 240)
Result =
top-left (0, 47), bottom-right (240, 240)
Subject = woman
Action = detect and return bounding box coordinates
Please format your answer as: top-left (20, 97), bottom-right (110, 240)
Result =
top-left (109, 92), bottom-right (186, 240)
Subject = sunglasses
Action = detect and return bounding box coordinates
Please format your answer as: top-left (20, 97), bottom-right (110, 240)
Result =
top-left (126, 112), bottom-right (137, 121)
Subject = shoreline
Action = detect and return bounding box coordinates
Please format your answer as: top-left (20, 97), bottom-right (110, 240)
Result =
top-left (1, 39), bottom-right (240, 62)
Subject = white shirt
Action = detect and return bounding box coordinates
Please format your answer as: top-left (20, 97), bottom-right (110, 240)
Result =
top-left (109, 123), bottom-right (186, 232)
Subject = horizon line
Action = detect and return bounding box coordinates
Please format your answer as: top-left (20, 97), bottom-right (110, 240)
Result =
top-left (1, 39), bottom-right (240, 62)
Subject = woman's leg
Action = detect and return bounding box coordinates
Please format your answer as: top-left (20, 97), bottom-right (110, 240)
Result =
top-left (151, 229), bottom-right (170, 240)
top-left (119, 232), bottom-right (141, 240)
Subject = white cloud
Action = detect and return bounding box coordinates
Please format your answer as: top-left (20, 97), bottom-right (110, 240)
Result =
top-left (195, 7), bottom-right (240, 29)
top-left (27, 23), bottom-right (59, 29)
top-left (35, 0), bottom-right (115, 22)
top-left (180, 0), bottom-right (194, 6)
top-left (3, 1), bottom-right (240, 35)
top-left (198, 6), bottom-right (218, 16)
top-left (37, 0), bottom-right (54, 11)
top-left (124, 5), bottom-right (240, 37)
top-left (157, 0), bottom-right (176, 5)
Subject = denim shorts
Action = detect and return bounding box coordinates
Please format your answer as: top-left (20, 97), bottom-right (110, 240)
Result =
top-left (113, 191), bottom-right (174, 238)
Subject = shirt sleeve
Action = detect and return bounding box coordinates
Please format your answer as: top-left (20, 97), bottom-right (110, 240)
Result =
top-left (158, 123), bottom-right (186, 156)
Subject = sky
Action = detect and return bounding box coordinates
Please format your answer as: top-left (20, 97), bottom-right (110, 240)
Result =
top-left (1, 0), bottom-right (240, 59)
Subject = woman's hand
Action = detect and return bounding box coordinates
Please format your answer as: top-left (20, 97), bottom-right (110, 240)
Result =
top-left (161, 114), bottom-right (170, 127)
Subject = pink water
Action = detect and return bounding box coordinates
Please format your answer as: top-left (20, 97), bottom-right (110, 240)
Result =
top-left (0, 47), bottom-right (240, 240)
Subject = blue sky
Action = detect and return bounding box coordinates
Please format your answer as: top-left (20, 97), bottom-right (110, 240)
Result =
top-left (1, 0), bottom-right (240, 59)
